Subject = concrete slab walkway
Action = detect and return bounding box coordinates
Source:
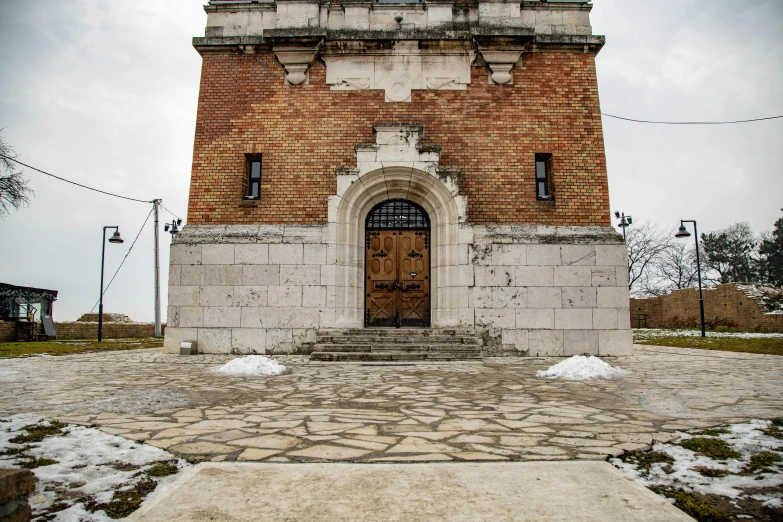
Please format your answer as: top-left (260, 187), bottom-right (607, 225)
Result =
top-left (128, 461), bottom-right (693, 521)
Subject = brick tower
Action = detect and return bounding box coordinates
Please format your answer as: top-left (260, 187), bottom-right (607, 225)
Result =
top-left (165, 0), bottom-right (632, 357)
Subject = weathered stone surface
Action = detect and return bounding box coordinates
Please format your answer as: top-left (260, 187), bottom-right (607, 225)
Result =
top-left (286, 445), bottom-right (372, 460)
top-left (5, 345), bottom-right (783, 465)
top-left (230, 435), bottom-right (301, 450)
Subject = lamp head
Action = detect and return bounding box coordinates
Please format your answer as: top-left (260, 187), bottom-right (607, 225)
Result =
top-left (614, 211), bottom-right (620, 219)
top-left (108, 230), bottom-right (124, 244)
top-left (674, 225), bottom-right (691, 239)
top-left (627, 216), bottom-right (632, 225)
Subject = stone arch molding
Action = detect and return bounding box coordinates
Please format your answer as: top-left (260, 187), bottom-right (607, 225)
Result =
top-left (326, 122), bottom-right (468, 328)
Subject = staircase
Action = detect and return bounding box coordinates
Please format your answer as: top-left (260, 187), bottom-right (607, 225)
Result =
top-left (310, 328), bottom-right (482, 362)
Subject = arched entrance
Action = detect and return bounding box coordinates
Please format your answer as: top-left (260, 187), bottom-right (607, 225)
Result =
top-left (365, 199), bottom-right (431, 327)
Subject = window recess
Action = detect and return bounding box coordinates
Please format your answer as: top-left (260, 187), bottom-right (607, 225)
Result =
top-left (245, 155), bottom-right (262, 200)
top-left (535, 153), bottom-right (553, 200)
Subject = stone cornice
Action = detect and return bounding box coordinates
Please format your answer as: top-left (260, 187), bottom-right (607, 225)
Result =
top-left (193, 31), bottom-right (602, 52)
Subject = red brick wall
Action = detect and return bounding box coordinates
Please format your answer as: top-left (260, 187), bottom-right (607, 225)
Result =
top-left (188, 50), bottom-right (610, 226)
top-left (630, 284), bottom-right (783, 332)
top-left (0, 321), bottom-right (165, 341)
top-left (0, 322), bottom-right (14, 342)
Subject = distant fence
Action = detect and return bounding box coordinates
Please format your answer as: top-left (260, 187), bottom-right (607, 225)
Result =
top-left (630, 283), bottom-right (783, 332)
top-left (0, 321), bottom-right (165, 341)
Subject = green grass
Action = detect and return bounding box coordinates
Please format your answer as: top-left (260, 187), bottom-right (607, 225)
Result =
top-left (678, 438), bottom-right (741, 461)
top-left (696, 427), bottom-right (730, 437)
top-left (634, 333), bottom-right (783, 355)
top-left (86, 477), bottom-right (158, 519)
top-left (19, 456), bottom-right (58, 469)
top-left (618, 450), bottom-right (674, 475)
top-left (145, 461), bottom-right (179, 477)
top-left (0, 338), bottom-right (162, 359)
top-left (656, 489), bottom-right (732, 522)
top-left (762, 418), bottom-right (783, 440)
top-left (9, 421), bottom-right (69, 444)
top-left (747, 451), bottom-right (782, 472)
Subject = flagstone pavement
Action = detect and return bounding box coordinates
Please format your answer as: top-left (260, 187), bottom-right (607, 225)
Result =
top-left (1, 346), bottom-right (782, 463)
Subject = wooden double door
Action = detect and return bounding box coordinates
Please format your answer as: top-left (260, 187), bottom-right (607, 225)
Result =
top-left (365, 229), bottom-right (430, 327)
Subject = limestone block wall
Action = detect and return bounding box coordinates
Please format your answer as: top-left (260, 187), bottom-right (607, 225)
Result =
top-left (164, 224), bottom-right (631, 356)
top-left (165, 225), bottom-right (329, 354)
top-left (630, 284), bottom-right (783, 332)
top-left (469, 226), bottom-right (631, 356)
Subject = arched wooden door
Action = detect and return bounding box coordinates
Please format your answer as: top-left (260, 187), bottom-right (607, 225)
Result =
top-left (365, 200), bottom-right (431, 327)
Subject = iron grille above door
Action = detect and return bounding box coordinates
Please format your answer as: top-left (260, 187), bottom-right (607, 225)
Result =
top-left (366, 200), bottom-right (429, 230)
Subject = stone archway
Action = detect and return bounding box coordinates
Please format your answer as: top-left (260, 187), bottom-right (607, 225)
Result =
top-left (325, 123), bottom-right (467, 329)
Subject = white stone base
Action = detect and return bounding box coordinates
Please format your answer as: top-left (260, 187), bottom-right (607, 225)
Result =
top-left (164, 224), bottom-right (632, 356)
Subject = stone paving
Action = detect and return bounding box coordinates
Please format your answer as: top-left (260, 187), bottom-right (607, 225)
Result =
top-left (1, 346), bottom-right (782, 463)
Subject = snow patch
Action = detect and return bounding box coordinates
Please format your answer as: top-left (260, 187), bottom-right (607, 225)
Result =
top-left (635, 328), bottom-right (783, 339)
top-left (213, 355), bottom-right (287, 376)
top-left (536, 355), bottom-right (630, 380)
top-left (611, 420), bottom-right (783, 500)
top-left (0, 414), bottom-right (190, 521)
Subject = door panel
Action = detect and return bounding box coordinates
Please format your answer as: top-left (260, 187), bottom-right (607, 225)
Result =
top-left (366, 229), bottom-right (430, 327)
top-left (398, 230), bottom-right (430, 327)
top-left (366, 231), bottom-right (397, 327)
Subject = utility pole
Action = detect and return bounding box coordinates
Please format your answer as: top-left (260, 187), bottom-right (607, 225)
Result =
top-left (153, 199), bottom-right (162, 337)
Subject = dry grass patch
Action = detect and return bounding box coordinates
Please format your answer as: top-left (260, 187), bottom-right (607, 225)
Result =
top-left (0, 338), bottom-right (162, 359)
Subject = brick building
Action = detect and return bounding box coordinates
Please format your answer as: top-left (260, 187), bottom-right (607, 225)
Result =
top-left (164, 0), bottom-right (632, 357)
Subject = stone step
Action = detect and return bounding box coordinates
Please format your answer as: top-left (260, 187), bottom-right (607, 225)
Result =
top-left (317, 328), bottom-right (477, 337)
top-left (311, 328), bottom-right (482, 362)
top-left (310, 351), bottom-right (483, 362)
top-left (312, 344), bottom-right (481, 353)
top-left (316, 335), bottom-right (479, 345)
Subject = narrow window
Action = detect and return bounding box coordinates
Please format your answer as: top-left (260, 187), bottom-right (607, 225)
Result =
top-left (535, 154), bottom-right (552, 200)
top-left (246, 156), bottom-right (261, 199)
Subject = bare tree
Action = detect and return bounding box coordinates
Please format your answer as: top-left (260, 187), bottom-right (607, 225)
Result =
top-left (642, 240), bottom-right (699, 296)
top-left (625, 221), bottom-right (671, 297)
top-left (0, 130), bottom-right (33, 216)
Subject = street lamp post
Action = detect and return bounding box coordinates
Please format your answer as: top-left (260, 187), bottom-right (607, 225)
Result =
top-left (674, 220), bottom-right (706, 338)
top-left (98, 226), bottom-right (124, 342)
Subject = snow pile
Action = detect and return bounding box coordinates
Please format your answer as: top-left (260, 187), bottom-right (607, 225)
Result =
top-left (0, 414), bottom-right (189, 521)
top-left (611, 420), bottom-right (783, 501)
top-left (635, 328), bottom-right (783, 339)
top-left (536, 355), bottom-right (630, 380)
top-left (213, 355), bottom-right (287, 376)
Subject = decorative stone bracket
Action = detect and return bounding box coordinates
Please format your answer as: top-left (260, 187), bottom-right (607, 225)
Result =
top-left (272, 40), bottom-right (526, 92)
top-left (477, 48), bottom-right (524, 85)
top-left (273, 45), bottom-right (321, 85)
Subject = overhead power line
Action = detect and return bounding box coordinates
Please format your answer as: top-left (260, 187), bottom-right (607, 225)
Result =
top-left (89, 207), bottom-right (154, 314)
top-left (601, 113), bottom-right (783, 125)
top-left (0, 153), bottom-right (152, 204)
top-left (159, 202), bottom-right (182, 221)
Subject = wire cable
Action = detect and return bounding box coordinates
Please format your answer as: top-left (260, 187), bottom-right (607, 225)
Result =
top-left (89, 207), bottom-right (154, 313)
top-left (601, 113), bottom-right (783, 125)
top-left (0, 152), bottom-right (185, 218)
top-left (0, 153), bottom-right (153, 204)
top-left (159, 202), bottom-right (183, 221)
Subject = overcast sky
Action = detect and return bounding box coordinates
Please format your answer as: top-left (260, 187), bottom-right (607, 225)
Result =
top-left (0, 0), bottom-right (781, 322)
